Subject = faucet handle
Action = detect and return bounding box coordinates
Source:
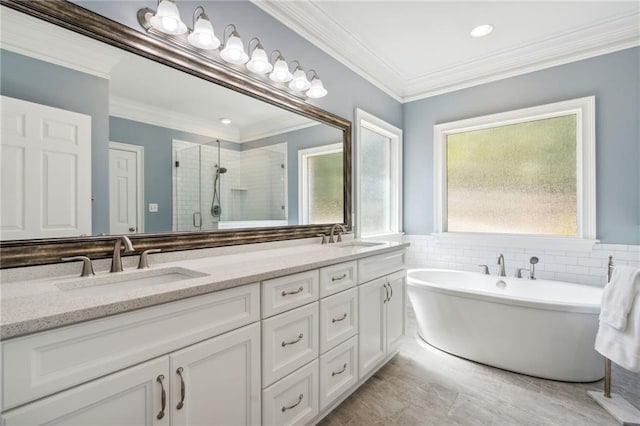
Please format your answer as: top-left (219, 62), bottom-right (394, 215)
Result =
top-left (317, 234), bottom-right (327, 245)
top-left (478, 265), bottom-right (489, 275)
top-left (61, 256), bottom-right (95, 277)
top-left (515, 268), bottom-right (529, 278)
top-left (138, 249), bottom-right (161, 269)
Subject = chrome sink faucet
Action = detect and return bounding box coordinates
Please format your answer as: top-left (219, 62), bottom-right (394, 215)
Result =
top-left (329, 224), bottom-right (347, 243)
top-left (111, 235), bottom-right (135, 272)
top-left (497, 254), bottom-right (506, 277)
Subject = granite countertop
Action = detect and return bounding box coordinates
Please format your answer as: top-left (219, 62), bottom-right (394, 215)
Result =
top-left (0, 241), bottom-right (408, 339)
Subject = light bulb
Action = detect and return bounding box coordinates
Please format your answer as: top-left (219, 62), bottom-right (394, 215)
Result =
top-left (288, 68), bottom-right (311, 91)
top-left (269, 59), bottom-right (293, 83)
top-left (247, 47), bottom-right (273, 74)
top-left (150, 0), bottom-right (187, 35)
top-left (306, 78), bottom-right (327, 98)
top-left (188, 11), bottom-right (220, 50)
top-left (220, 34), bottom-right (248, 65)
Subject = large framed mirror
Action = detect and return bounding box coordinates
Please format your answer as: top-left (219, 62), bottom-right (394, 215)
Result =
top-left (0, 0), bottom-right (352, 268)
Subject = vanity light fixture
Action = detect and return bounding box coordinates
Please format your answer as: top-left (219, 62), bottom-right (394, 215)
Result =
top-left (149, 0), bottom-right (187, 35)
top-left (288, 61), bottom-right (312, 92)
top-left (137, 2), bottom-right (327, 100)
top-left (187, 6), bottom-right (219, 50)
top-left (470, 24), bottom-right (494, 38)
top-left (269, 51), bottom-right (294, 83)
top-left (220, 24), bottom-right (249, 65)
top-left (246, 38), bottom-right (273, 74)
top-left (305, 70), bottom-right (327, 99)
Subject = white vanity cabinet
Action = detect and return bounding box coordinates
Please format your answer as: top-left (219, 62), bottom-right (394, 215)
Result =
top-left (358, 254), bottom-right (406, 380)
top-left (1, 284), bottom-right (261, 426)
top-left (2, 324), bottom-right (261, 426)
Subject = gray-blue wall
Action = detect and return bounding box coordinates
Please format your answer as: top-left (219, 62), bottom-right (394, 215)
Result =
top-left (403, 47), bottom-right (640, 244)
top-left (1, 49), bottom-right (111, 235)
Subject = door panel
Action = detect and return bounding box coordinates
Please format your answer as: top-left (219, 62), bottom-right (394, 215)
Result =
top-left (109, 147), bottom-right (138, 234)
top-left (170, 323), bottom-right (261, 426)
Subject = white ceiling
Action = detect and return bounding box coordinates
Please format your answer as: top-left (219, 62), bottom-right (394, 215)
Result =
top-left (253, 1), bottom-right (640, 102)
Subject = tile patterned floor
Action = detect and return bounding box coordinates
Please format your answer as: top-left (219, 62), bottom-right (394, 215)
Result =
top-left (319, 308), bottom-right (639, 425)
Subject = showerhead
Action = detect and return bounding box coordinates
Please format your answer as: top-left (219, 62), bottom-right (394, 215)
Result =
top-left (217, 167), bottom-right (228, 174)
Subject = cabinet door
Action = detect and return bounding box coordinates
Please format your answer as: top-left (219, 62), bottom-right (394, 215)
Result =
top-left (358, 277), bottom-right (387, 380)
top-left (170, 322), bottom-right (261, 426)
top-left (386, 271), bottom-right (406, 355)
top-left (1, 357), bottom-right (169, 426)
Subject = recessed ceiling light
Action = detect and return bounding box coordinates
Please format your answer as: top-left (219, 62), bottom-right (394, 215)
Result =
top-left (470, 24), bottom-right (494, 38)
top-left (220, 117), bottom-right (232, 125)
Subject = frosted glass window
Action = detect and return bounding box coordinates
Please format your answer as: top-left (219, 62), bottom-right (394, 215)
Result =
top-left (446, 114), bottom-right (577, 236)
top-left (361, 127), bottom-right (392, 235)
top-left (308, 152), bottom-right (343, 224)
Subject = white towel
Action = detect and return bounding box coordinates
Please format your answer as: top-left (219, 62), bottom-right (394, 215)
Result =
top-left (595, 292), bottom-right (640, 372)
top-left (599, 265), bottom-right (640, 330)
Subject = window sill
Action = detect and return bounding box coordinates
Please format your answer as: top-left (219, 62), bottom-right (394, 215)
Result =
top-left (432, 232), bottom-right (598, 252)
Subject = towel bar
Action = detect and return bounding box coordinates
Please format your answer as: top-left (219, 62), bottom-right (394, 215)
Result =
top-left (588, 255), bottom-right (640, 425)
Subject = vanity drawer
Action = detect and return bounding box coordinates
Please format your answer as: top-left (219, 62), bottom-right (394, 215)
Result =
top-left (261, 270), bottom-right (319, 318)
top-left (319, 261), bottom-right (358, 297)
top-left (319, 288), bottom-right (358, 353)
top-left (262, 302), bottom-right (319, 387)
top-left (262, 359), bottom-right (319, 426)
top-left (319, 335), bottom-right (358, 411)
top-left (1, 283), bottom-right (260, 411)
top-left (358, 249), bottom-right (405, 284)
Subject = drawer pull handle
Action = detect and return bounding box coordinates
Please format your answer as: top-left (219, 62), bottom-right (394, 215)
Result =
top-left (156, 374), bottom-right (166, 420)
top-left (281, 286), bottom-right (304, 296)
top-left (332, 363), bottom-right (348, 376)
top-left (332, 313), bottom-right (348, 323)
top-left (281, 333), bottom-right (304, 347)
top-left (383, 283), bottom-right (390, 303)
top-left (331, 273), bottom-right (347, 282)
top-left (281, 394), bottom-right (304, 412)
top-left (176, 367), bottom-right (186, 410)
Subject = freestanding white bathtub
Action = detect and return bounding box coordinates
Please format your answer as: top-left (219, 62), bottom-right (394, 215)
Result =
top-left (407, 269), bottom-right (604, 382)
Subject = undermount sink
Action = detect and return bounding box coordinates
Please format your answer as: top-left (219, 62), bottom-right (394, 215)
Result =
top-left (55, 267), bottom-right (208, 295)
top-left (335, 241), bottom-right (384, 248)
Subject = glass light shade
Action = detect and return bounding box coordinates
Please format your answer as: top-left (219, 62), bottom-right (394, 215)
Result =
top-left (220, 34), bottom-right (249, 64)
top-left (269, 59), bottom-right (293, 83)
top-left (306, 78), bottom-right (327, 98)
top-left (246, 48), bottom-right (273, 74)
top-left (149, 0), bottom-right (187, 35)
top-left (288, 69), bottom-right (311, 91)
top-left (188, 15), bottom-right (220, 50)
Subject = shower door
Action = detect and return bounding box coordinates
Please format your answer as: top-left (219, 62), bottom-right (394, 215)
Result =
top-left (174, 144), bottom-right (203, 231)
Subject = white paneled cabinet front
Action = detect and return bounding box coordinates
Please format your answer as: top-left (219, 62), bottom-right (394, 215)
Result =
top-left (169, 323), bottom-right (261, 426)
top-left (2, 357), bottom-right (169, 426)
top-left (2, 323), bottom-right (261, 426)
top-left (358, 270), bottom-right (406, 380)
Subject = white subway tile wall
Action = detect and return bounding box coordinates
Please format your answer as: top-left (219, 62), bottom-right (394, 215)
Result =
top-left (404, 235), bottom-right (640, 287)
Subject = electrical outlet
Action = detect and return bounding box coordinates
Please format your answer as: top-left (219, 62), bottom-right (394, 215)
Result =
top-left (148, 203), bottom-right (158, 212)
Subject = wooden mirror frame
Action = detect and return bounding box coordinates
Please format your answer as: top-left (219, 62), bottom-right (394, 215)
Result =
top-left (0, 0), bottom-right (352, 268)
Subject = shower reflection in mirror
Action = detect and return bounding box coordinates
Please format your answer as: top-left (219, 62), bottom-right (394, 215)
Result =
top-left (172, 139), bottom-right (287, 231)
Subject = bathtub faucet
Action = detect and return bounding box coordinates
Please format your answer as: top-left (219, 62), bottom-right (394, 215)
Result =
top-left (497, 254), bottom-right (506, 277)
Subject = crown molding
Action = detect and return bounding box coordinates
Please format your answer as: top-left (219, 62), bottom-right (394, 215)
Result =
top-left (252, 1), bottom-right (640, 103)
top-left (110, 97), bottom-right (241, 142)
top-left (1, 6), bottom-right (123, 79)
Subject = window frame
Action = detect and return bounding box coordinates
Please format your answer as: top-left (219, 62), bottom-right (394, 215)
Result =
top-left (433, 96), bottom-right (596, 250)
top-left (298, 142), bottom-right (343, 225)
top-left (355, 108), bottom-right (403, 238)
